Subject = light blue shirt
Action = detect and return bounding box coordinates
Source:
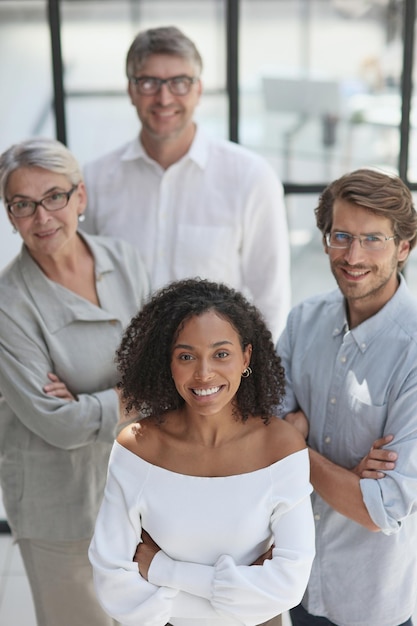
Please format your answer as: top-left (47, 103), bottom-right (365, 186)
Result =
top-left (277, 276), bottom-right (417, 626)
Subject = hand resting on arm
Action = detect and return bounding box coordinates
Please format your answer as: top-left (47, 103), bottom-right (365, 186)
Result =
top-left (352, 435), bottom-right (397, 479)
top-left (134, 531), bottom-right (275, 581)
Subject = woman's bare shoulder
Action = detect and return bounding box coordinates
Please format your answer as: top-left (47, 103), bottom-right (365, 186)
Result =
top-left (262, 416), bottom-right (307, 461)
top-left (117, 417), bottom-right (160, 457)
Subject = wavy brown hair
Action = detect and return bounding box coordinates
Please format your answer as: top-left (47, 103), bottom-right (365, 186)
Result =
top-left (315, 168), bottom-right (417, 270)
top-left (116, 279), bottom-right (285, 424)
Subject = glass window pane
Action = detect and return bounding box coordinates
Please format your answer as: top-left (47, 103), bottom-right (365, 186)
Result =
top-left (240, 0), bottom-right (405, 183)
top-left (0, 0), bottom-right (53, 270)
top-left (0, 0), bottom-right (54, 152)
top-left (285, 193), bottom-right (333, 305)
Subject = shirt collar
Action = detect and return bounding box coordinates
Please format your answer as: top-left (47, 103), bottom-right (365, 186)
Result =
top-left (185, 125), bottom-right (210, 169)
top-left (331, 296), bottom-right (349, 339)
top-left (335, 274), bottom-right (409, 352)
top-left (120, 136), bottom-right (147, 161)
top-left (19, 233), bottom-right (118, 333)
top-left (120, 125), bottom-right (209, 170)
top-left (80, 232), bottom-right (115, 279)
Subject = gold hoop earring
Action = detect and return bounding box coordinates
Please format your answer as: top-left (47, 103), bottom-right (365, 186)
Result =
top-left (241, 366), bottom-right (252, 378)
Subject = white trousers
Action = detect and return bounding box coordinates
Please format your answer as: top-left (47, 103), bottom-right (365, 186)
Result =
top-left (17, 537), bottom-right (118, 626)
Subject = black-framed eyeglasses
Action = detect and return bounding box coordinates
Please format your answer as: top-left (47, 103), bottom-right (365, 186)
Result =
top-left (129, 74), bottom-right (199, 96)
top-left (7, 185), bottom-right (78, 219)
top-left (325, 231), bottom-right (397, 251)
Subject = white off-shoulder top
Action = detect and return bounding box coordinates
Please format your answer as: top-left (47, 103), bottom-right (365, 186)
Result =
top-left (89, 441), bottom-right (315, 626)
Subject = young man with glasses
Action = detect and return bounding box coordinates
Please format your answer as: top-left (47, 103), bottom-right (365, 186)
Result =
top-left (277, 168), bottom-right (417, 626)
top-left (82, 26), bottom-right (290, 343)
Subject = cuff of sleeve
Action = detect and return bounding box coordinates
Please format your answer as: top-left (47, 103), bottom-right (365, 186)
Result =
top-left (148, 550), bottom-right (175, 587)
top-left (360, 478), bottom-right (399, 535)
top-left (92, 388), bottom-right (119, 443)
top-left (148, 551), bottom-right (213, 600)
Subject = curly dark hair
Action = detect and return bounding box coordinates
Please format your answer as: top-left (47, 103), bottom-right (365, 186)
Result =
top-left (116, 278), bottom-right (285, 424)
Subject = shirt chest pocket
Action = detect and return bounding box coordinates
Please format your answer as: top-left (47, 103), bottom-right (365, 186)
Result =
top-left (345, 395), bottom-right (388, 462)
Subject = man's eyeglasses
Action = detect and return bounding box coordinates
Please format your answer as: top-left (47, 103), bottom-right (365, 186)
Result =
top-left (7, 185), bottom-right (78, 218)
top-left (129, 74), bottom-right (199, 96)
top-left (325, 231), bottom-right (397, 251)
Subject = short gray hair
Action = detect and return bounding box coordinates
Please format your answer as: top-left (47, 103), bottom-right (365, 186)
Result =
top-left (0, 137), bottom-right (83, 201)
top-left (126, 26), bottom-right (203, 78)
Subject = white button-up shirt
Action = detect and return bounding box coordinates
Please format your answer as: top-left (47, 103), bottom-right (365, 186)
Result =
top-left (82, 127), bottom-right (290, 341)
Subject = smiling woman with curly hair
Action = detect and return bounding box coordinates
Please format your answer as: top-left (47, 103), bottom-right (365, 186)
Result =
top-left (116, 278), bottom-right (285, 423)
top-left (89, 278), bottom-right (315, 626)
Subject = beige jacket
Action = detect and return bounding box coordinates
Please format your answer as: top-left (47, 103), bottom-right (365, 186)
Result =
top-left (0, 233), bottom-right (149, 540)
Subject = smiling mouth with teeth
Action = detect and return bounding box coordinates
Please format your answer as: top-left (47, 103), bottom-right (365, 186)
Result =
top-left (345, 270), bottom-right (368, 276)
top-left (192, 387), bottom-right (221, 397)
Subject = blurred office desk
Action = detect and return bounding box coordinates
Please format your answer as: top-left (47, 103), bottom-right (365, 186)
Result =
top-left (262, 75), bottom-right (341, 179)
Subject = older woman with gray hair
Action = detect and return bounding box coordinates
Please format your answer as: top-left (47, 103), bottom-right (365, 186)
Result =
top-left (0, 137), bottom-right (149, 626)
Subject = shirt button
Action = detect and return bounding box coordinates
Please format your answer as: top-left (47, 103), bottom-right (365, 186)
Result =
top-left (324, 436), bottom-right (331, 444)
top-left (340, 356), bottom-right (346, 363)
top-left (330, 397), bottom-right (336, 405)
top-left (361, 343), bottom-right (366, 349)
top-left (314, 514), bottom-right (320, 521)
